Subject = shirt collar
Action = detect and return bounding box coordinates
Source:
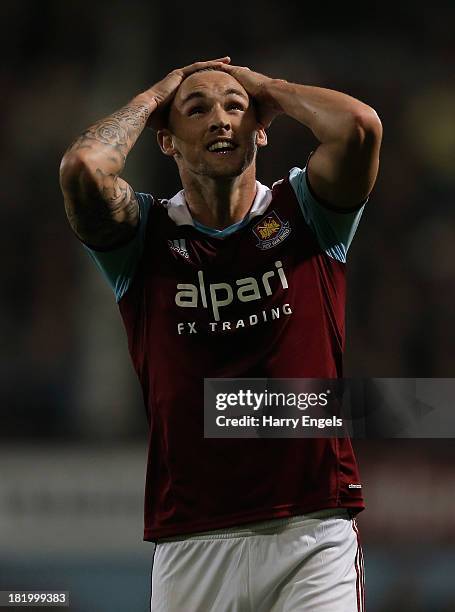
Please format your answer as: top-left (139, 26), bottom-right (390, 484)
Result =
top-left (165, 180), bottom-right (272, 227)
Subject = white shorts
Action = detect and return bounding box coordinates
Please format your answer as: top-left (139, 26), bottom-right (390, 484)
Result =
top-left (150, 509), bottom-right (365, 612)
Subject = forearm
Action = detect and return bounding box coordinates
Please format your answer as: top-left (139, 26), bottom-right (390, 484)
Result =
top-left (59, 92), bottom-right (157, 248)
top-left (264, 80), bottom-right (379, 144)
top-left (62, 91), bottom-right (157, 178)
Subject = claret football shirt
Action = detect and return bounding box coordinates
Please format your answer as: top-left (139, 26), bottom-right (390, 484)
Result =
top-left (83, 160), bottom-right (366, 541)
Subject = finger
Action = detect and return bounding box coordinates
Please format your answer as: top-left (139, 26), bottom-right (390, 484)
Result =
top-left (180, 57), bottom-right (231, 75)
top-left (191, 56), bottom-right (230, 63)
top-left (187, 56), bottom-right (231, 67)
top-left (217, 64), bottom-right (250, 73)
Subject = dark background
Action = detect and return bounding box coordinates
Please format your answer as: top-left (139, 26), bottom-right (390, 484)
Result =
top-left (1, 1), bottom-right (454, 610)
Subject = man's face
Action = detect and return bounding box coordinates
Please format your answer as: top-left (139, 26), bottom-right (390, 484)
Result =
top-left (158, 70), bottom-right (267, 178)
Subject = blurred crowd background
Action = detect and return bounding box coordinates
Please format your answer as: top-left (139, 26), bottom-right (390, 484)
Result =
top-left (1, 1), bottom-right (454, 610)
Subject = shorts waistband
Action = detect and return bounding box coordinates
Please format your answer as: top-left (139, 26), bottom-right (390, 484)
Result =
top-left (157, 508), bottom-right (350, 543)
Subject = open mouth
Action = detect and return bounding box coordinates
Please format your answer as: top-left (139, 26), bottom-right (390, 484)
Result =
top-left (207, 140), bottom-right (238, 154)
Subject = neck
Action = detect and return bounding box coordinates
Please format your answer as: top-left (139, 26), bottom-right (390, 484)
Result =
top-left (179, 164), bottom-right (257, 230)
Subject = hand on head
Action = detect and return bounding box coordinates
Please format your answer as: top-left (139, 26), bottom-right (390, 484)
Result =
top-left (215, 63), bottom-right (284, 128)
top-left (146, 57), bottom-right (232, 130)
top-left (146, 58), bottom-right (282, 131)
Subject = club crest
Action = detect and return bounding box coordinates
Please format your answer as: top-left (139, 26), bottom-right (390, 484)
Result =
top-left (252, 211), bottom-right (291, 250)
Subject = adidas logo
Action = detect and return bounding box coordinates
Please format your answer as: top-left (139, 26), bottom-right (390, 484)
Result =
top-left (168, 238), bottom-right (189, 259)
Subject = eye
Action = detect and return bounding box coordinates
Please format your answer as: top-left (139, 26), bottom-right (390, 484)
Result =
top-left (188, 106), bottom-right (205, 116)
top-left (227, 103), bottom-right (244, 111)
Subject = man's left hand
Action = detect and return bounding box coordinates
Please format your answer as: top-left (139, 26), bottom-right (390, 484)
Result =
top-left (218, 63), bottom-right (284, 128)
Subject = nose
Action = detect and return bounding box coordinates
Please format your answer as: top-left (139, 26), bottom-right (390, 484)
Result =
top-left (209, 105), bottom-right (231, 132)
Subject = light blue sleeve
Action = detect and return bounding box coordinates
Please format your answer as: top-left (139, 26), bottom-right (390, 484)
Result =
top-left (289, 165), bottom-right (367, 262)
top-left (82, 192), bottom-right (152, 302)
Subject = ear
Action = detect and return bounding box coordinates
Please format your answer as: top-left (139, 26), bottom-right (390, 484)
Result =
top-left (157, 129), bottom-right (177, 157)
top-left (255, 126), bottom-right (268, 148)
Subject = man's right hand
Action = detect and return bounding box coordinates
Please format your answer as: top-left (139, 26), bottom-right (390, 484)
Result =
top-left (145, 57), bottom-right (231, 129)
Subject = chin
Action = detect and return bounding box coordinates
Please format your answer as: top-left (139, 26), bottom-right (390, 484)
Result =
top-left (206, 167), bottom-right (245, 179)
top-left (201, 156), bottom-right (255, 179)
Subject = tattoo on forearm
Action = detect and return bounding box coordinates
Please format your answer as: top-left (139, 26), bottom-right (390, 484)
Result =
top-left (67, 102), bottom-right (151, 163)
top-left (62, 100), bottom-right (149, 248)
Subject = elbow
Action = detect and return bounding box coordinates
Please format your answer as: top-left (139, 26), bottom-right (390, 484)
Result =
top-left (60, 152), bottom-right (80, 184)
top-left (59, 151), bottom-right (98, 193)
top-left (351, 107), bottom-right (383, 145)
